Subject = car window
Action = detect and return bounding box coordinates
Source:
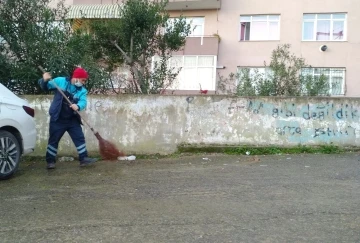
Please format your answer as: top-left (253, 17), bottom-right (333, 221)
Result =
top-left (0, 83), bottom-right (19, 99)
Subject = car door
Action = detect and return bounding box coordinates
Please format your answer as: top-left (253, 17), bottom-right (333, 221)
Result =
top-left (0, 84), bottom-right (29, 179)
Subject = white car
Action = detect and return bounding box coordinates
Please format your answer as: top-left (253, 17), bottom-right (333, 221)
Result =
top-left (0, 83), bottom-right (36, 180)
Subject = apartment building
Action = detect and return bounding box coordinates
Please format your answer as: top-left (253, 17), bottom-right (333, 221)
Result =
top-left (67, 0), bottom-right (360, 96)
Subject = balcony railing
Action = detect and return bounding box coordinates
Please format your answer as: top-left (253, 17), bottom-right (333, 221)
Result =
top-left (166, 0), bottom-right (221, 11)
top-left (172, 36), bottom-right (219, 56)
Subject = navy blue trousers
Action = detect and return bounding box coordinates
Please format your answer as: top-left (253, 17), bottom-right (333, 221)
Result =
top-left (46, 118), bottom-right (88, 163)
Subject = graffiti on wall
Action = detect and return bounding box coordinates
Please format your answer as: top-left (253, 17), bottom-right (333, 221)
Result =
top-left (244, 100), bottom-right (358, 121)
top-left (228, 99), bottom-right (359, 143)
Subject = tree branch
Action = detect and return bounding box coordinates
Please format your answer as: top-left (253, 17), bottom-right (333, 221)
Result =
top-left (112, 40), bottom-right (142, 93)
top-left (113, 41), bottom-right (132, 64)
top-left (130, 35), bottom-right (133, 61)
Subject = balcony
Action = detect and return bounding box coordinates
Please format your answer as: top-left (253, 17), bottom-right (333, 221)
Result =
top-left (166, 0), bottom-right (221, 11)
top-left (173, 36), bottom-right (219, 56)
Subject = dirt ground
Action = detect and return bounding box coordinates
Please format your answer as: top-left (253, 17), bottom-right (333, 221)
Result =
top-left (1, 153), bottom-right (359, 243)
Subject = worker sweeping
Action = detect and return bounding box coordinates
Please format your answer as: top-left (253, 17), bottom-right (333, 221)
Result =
top-left (38, 67), bottom-right (98, 169)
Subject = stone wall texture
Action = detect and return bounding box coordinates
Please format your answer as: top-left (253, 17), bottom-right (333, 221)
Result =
top-left (25, 95), bottom-right (360, 156)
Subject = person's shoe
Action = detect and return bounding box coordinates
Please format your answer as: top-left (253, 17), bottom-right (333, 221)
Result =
top-left (47, 163), bottom-right (56, 169)
top-left (80, 157), bottom-right (98, 167)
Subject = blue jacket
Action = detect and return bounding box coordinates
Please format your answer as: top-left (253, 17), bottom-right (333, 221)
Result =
top-left (38, 77), bottom-right (88, 122)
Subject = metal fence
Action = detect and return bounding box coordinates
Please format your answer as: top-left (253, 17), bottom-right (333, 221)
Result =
top-left (301, 68), bottom-right (346, 96)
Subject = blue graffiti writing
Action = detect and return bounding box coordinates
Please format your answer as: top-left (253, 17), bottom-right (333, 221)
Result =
top-left (313, 126), bottom-right (355, 138)
top-left (276, 126), bottom-right (302, 136)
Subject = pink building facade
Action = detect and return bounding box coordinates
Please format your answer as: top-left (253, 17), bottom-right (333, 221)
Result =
top-left (68, 0), bottom-right (360, 96)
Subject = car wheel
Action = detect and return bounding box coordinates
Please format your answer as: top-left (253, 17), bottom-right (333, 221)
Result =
top-left (0, 130), bottom-right (21, 180)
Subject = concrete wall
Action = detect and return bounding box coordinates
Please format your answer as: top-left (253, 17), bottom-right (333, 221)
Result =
top-left (26, 95), bottom-right (360, 156)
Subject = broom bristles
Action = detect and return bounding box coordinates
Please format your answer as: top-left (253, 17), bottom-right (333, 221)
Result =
top-left (95, 132), bottom-right (125, 160)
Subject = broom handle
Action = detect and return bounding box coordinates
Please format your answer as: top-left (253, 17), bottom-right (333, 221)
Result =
top-left (38, 66), bottom-right (97, 134)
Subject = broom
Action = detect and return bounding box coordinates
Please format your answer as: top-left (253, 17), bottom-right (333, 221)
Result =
top-left (38, 66), bottom-right (125, 160)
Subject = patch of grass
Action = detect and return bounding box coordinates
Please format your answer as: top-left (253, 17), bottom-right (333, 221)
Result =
top-left (317, 144), bottom-right (345, 154)
top-left (178, 144), bottom-right (348, 155)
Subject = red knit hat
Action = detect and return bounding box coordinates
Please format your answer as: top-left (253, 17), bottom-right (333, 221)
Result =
top-left (72, 67), bottom-right (89, 79)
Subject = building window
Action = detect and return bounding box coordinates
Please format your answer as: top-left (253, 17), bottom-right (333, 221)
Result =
top-left (168, 17), bottom-right (204, 37)
top-left (301, 68), bottom-right (346, 95)
top-left (240, 15), bottom-right (280, 41)
top-left (237, 67), bottom-right (345, 96)
top-left (187, 17), bottom-right (204, 36)
top-left (237, 67), bottom-right (273, 80)
top-left (153, 55), bottom-right (217, 90)
top-left (302, 13), bottom-right (347, 41)
top-left (236, 67), bottom-right (273, 90)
